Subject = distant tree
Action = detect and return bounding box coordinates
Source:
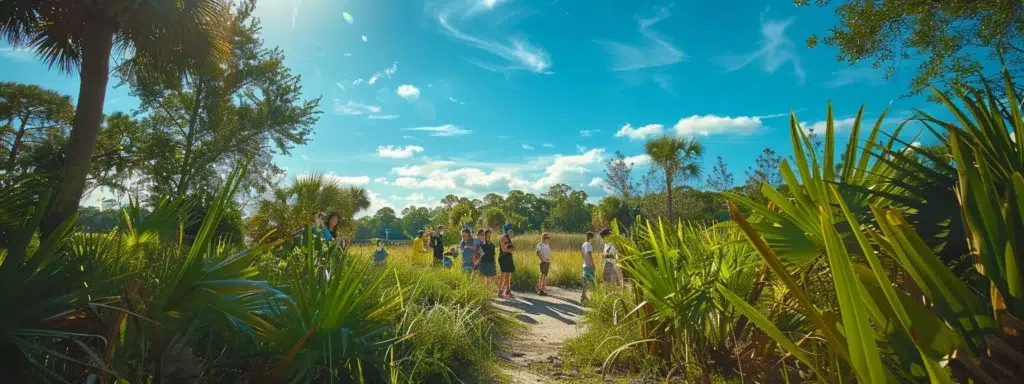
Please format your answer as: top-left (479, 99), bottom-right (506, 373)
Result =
top-left (480, 207), bottom-right (507, 230)
top-left (400, 206), bottom-right (432, 238)
top-left (545, 185), bottom-right (591, 232)
top-left (0, 82), bottom-right (74, 174)
top-left (644, 136), bottom-right (705, 224)
top-left (372, 207), bottom-right (402, 239)
top-left (593, 195), bottom-right (632, 229)
top-left (704, 156), bottom-right (734, 192)
top-left (2, 0), bottom-right (232, 236)
top-left (798, 0), bottom-right (1023, 104)
top-left (504, 190), bottom-right (549, 231)
top-left (441, 194), bottom-right (460, 209)
top-left (604, 150), bottom-right (637, 198)
top-left (447, 202), bottom-right (477, 231)
top-left (745, 148), bottom-right (784, 202)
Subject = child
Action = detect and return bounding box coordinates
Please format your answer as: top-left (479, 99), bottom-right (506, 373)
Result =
top-left (581, 231), bottom-right (596, 303)
top-left (535, 232), bottom-right (552, 296)
top-left (459, 228), bottom-right (479, 272)
top-left (497, 224), bottom-right (516, 299)
top-left (372, 239), bottom-right (388, 265)
top-left (479, 229), bottom-right (497, 284)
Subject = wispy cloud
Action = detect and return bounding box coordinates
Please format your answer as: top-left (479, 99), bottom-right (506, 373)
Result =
top-left (368, 114), bottom-right (400, 120)
top-left (404, 124), bottom-right (472, 137)
top-left (397, 84), bottom-right (421, 100)
top-left (597, 6), bottom-right (684, 71)
top-left (449, 97), bottom-right (466, 105)
top-left (0, 46), bottom-right (34, 61)
top-left (579, 129), bottom-right (600, 138)
top-left (378, 145), bottom-right (425, 159)
top-left (542, 143), bottom-right (554, 148)
top-left (362, 35), bottom-right (368, 42)
top-left (615, 123), bottom-right (664, 140)
top-left (715, 12), bottom-right (806, 83)
top-left (354, 62), bottom-right (398, 87)
top-left (825, 67), bottom-right (886, 88)
top-left (291, 0), bottom-right (302, 29)
top-left (334, 100), bottom-right (383, 115)
top-left (522, 144), bottom-right (535, 150)
top-left (436, 2), bottom-right (552, 74)
top-left (335, 82), bottom-right (345, 90)
top-left (623, 154), bottom-right (651, 166)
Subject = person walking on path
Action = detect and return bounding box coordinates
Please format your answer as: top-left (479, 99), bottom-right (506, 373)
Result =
top-left (497, 223), bottom-right (517, 299)
top-left (535, 233), bottom-right (552, 296)
top-left (478, 229), bottom-right (497, 285)
top-left (412, 230), bottom-right (427, 263)
top-left (430, 225), bottom-right (446, 267)
top-left (599, 228), bottom-right (623, 286)
top-left (459, 228), bottom-right (480, 272)
top-left (580, 231), bottom-right (596, 303)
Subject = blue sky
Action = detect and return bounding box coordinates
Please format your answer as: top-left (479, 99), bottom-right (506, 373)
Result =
top-left (1, 0), bottom-right (942, 215)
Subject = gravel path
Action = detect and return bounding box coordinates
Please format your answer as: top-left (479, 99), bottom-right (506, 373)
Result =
top-left (492, 286), bottom-right (586, 383)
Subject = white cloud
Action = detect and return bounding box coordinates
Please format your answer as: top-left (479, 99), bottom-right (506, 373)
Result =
top-left (588, 177), bottom-right (604, 187)
top-left (374, 177), bottom-right (390, 184)
top-left (597, 6), bottom-right (684, 71)
top-left (616, 123), bottom-right (664, 140)
top-left (355, 62), bottom-right (398, 86)
top-left (335, 82), bottom-right (345, 90)
top-left (315, 173), bottom-right (370, 186)
top-left (362, 35), bottom-right (368, 42)
top-left (397, 84), bottom-right (421, 100)
top-left (825, 67), bottom-right (886, 88)
top-left (674, 115), bottom-right (765, 136)
top-left (799, 115), bottom-right (904, 134)
top-left (715, 14), bottom-right (806, 83)
top-left (449, 97), bottom-right (466, 105)
top-left (522, 144), bottom-right (535, 150)
top-left (377, 145), bottom-right (425, 159)
top-left (367, 114), bottom-right (400, 120)
top-left (404, 124), bottom-right (471, 137)
top-left (542, 143), bottom-right (554, 148)
top-left (0, 46), bottom-right (34, 61)
top-left (352, 79), bottom-right (366, 85)
top-left (334, 100), bottom-right (382, 115)
top-left (579, 129), bottom-right (600, 138)
top-left (358, 190), bottom-right (390, 218)
top-left (436, 4), bottom-right (552, 74)
top-left (623, 154), bottom-right (651, 166)
top-left (533, 149), bottom-right (605, 190)
top-left (576, 145), bottom-right (587, 153)
top-left (291, 0), bottom-right (302, 29)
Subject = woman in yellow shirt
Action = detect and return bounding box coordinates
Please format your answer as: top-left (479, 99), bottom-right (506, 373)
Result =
top-left (412, 230), bottom-right (427, 263)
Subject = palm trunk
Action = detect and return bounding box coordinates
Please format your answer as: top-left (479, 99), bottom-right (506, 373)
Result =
top-left (41, 15), bottom-right (115, 237)
top-left (3, 114), bottom-right (29, 173)
top-left (666, 174), bottom-right (674, 225)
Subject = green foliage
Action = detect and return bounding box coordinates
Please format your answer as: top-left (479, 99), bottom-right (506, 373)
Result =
top-left (544, 183), bottom-right (592, 232)
top-left (480, 206), bottom-right (506, 230)
top-left (0, 82), bottom-right (73, 174)
top-left (644, 136), bottom-right (705, 224)
top-left (246, 173), bottom-right (370, 244)
top-left (799, 0), bottom-right (1023, 101)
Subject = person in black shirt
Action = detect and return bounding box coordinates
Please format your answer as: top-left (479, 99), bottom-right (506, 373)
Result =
top-left (430, 225), bottom-right (446, 266)
top-left (478, 229), bottom-right (497, 284)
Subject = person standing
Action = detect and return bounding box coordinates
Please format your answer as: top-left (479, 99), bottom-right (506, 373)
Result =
top-left (324, 212), bottom-right (341, 247)
top-left (599, 228), bottom-right (622, 286)
top-left (372, 239), bottom-right (388, 265)
top-left (478, 229), bottom-right (497, 284)
top-left (459, 228), bottom-right (479, 272)
top-left (580, 231), bottom-right (596, 303)
top-left (412, 230), bottom-right (427, 263)
top-left (430, 225), bottom-right (446, 267)
top-left (535, 233), bottom-right (552, 296)
top-left (497, 224), bottom-right (517, 299)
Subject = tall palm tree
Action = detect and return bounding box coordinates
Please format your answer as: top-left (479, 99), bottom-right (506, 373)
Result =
top-left (644, 136), bottom-right (705, 225)
top-left (1, 0), bottom-right (231, 236)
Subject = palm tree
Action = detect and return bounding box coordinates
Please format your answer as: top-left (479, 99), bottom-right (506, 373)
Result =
top-left (246, 174), bottom-right (371, 245)
top-left (644, 136), bottom-right (705, 225)
top-left (1, 0), bottom-right (231, 236)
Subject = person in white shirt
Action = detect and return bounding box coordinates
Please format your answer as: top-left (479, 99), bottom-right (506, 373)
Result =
top-left (535, 233), bottom-right (553, 295)
top-left (580, 231), bottom-right (596, 303)
top-left (599, 228), bottom-right (622, 286)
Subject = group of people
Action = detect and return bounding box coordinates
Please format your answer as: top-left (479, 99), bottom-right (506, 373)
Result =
top-left (410, 224), bottom-right (621, 302)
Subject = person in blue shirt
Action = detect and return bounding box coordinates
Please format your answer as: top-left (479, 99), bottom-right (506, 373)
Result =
top-left (323, 212), bottom-right (340, 244)
top-left (372, 239), bottom-right (388, 265)
top-left (459, 228), bottom-right (480, 272)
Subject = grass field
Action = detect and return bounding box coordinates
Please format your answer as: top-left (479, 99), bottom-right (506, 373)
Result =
top-left (350, 234), bottom-right (613, 291)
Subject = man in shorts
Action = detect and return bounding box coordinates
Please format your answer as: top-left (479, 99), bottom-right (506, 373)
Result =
top-left (430, 225), bottom-right (446, 267)
top-left (535, 232), bottom-right (552, 296)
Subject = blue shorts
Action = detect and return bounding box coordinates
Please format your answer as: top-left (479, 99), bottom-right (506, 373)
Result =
top-left (583, 266), bottom-right (596, 285)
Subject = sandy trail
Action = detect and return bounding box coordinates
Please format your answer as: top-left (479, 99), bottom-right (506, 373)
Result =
top-left (492, 286), bottom-right (586, 383)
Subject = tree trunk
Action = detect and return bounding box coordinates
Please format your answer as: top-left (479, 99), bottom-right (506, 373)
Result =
top-left (174, 84), bottom-right (205, 198)
top-left (666, 174), bottom-right (674, 225)
top-left (3, 114), bottom-right (29, 173)
top-left (41, 15), bottom-right (115, 237)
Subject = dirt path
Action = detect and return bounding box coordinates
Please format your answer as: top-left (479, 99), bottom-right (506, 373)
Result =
top-left (492, 286), bottom-right (586, 383)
